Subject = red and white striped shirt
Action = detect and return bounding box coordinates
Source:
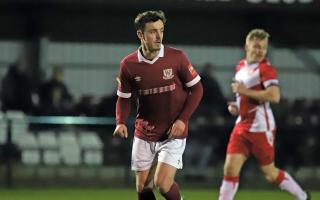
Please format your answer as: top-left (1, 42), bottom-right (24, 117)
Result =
top-left (234, 58), bottom-right (279, 133)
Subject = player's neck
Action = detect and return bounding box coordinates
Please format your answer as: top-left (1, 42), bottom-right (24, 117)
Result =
top-left (246, 57), bottom-right (266, 65)
top-left (246, 59), bottom-right (259, 65)
top-left (141, 45), bottom-right (159, 61)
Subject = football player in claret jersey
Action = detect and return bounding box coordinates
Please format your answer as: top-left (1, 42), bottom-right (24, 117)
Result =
top-left (218, 29), bottom-right (310, 200)
top-left (113, 10), bottom-right (203, 200)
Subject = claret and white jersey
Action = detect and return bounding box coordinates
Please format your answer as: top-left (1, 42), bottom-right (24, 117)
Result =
top-left (117, 45), bottom-right (201, 141)
top-left (234, 58), bottom-right (279, 133)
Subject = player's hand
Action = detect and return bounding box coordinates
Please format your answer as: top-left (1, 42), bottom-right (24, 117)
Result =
top-left (168, 120), bottom-right (185, 139)
top-left (113, 124), bottom-right (128, 139)
top-left (227, 101), bottom-right (239, 116)
top-left (231, 79), bottom-right (247, 95)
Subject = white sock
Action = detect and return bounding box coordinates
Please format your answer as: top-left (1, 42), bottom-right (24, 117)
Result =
top-left (279, 172), bottom-right (307, 200)
top-left (218, 179), bottom-right (239, 200)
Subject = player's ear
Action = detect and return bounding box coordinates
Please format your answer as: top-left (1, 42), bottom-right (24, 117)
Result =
top-left (244, 43), bottom-right (248, 51)
top-left (137, 30), bottom-right (143, 40)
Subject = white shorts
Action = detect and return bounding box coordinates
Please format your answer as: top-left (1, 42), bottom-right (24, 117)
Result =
top-left (131, 136), bottom-right (186, 171)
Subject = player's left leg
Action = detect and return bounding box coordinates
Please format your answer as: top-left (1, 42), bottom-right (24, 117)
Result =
top-left (253, 131), bottom-right (308, 200)
top-left (260, 163), bottom-right (308, 200)
top-left (154, 162), bottom-right (182, 200)
top-left (153, 138), bottom-right (186, 200)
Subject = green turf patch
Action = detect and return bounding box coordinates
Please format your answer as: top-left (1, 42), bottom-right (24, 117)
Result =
top-left (0, 189), bottom-right (318, 200)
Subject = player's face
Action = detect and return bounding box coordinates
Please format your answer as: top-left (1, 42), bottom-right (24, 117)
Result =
top-left (245, 38), bottom-right (268, 64)
top-left (139, 20), bottom-right (164, 52)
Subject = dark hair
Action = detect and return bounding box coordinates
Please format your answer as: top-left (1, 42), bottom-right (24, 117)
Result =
top-left (134, 10), bottom-right (166, 31)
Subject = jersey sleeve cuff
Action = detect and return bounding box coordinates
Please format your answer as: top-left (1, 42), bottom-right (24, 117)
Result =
top-left (117, 90), bottom-right (132, 98)
top-left (185, 75), bottom-right (201, 88)
top-left (263, 79), bottom-right (279, 88)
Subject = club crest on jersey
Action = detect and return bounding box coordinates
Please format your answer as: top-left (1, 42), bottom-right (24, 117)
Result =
top-left (163, 68), bottom-right (174, 80)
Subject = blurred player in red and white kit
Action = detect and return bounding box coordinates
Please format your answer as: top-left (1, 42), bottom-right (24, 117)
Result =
top-left (218, 29), bottom-right (310, 200)
top-left (113, 10), bottom-right (203, 200)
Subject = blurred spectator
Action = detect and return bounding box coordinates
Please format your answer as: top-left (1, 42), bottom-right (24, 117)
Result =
top-left (75, 95), bottom-right (97, 116)
top-left (95, 94), bottom-right (117, 117)
top-left (184, 131), bottom-right (213, 180)
top-left (183, 63), bottom-right (226, 179)
top-left (95, 88), bottom-right (137, 118)
top-left (1, 56), bottom-right (37, 114)
top-left (199, 63), bottom-right (227, 117)
top-left (39, 65), bottom-right (74, 115)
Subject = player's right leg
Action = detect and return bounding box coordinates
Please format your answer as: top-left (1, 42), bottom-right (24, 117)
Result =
top-left (218, 153), bottom-right (247, 200)
top-left (135, 163), bottom-right (157, 200)
top-left (131, 136), bottom-right (157, 200)
top-left (218, 130), bottom-right (249, 200)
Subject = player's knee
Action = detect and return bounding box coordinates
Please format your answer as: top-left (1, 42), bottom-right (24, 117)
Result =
top-left (224, 164), bottom-right (239, 176)
top-left (136, 183), bottom-right (146, 193)
top-left (154, 178), bottom-right (171, 193)
top-left (154, 178), bottom-right (164, 190)
top-left (264, 171), bottom-right (278, 183)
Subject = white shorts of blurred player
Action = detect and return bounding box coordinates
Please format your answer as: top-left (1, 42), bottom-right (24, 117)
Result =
top-left (131, 136), bottom-right (186, 171)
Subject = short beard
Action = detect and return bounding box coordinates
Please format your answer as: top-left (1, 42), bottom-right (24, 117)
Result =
top-left (147, 41), bottom-right (161, 51)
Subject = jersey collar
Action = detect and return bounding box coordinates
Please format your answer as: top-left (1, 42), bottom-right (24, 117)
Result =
top-left (244, 58), bottom-right (267, 68)
top-left (137, 44), bottom-right (164, 64)
top-left (244, 60), bottom-right (259, 68)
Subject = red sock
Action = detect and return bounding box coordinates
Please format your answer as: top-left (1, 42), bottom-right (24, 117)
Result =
top-left (161, 182), bottom-right (181, 200)
top-left (137, 188), bottom-right (156, 200)
top-left (275, 170), bottom-right (285, 185)
top-left (276, 170), bottom-right (307, 199)
top-left (224, 176), bottom-right (239, 183)
top-left (219, 176), bottom-right (239, 200)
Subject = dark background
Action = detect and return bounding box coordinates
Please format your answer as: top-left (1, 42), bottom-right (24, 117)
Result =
top-left (0, 0), bottom-right (319, 47)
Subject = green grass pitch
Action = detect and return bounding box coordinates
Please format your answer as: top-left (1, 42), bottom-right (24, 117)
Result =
top-left (0, 189), bottom-right (318, 200)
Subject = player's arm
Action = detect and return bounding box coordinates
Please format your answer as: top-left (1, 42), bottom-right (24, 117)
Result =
top-left (232, 82), bottom-right (280, 104)
top-left (113, 96), bottom-right (131, 138)
top-left (227, 101), bottom-right (239, 116)
top-left (169, 52), bottom-right (203, 138)
top-left (169, 81), bottom-right (203, 138)
top-left (113, 61), bottom-right (132, 138)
